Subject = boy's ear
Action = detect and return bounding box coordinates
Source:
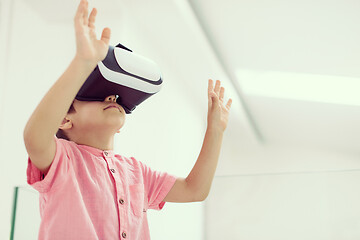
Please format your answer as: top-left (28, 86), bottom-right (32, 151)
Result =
top-left (59, 117), bottom-right (73, 130)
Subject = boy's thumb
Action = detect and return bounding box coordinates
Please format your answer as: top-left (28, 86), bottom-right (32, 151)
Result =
top-left (101, 27), bottom-right (111, 45)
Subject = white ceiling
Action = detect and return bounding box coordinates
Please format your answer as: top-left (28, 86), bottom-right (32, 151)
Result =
top-left (189, 0), bottom-right (360, 154)
top-left (21, 0), bottom-right (360, 157)
top-left (190, 0), bottom-right (360, 77)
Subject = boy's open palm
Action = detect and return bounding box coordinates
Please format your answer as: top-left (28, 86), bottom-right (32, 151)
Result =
top-left (74, 0), bottom-right (111, 63)
top-left (207, 79), bottom-right (232, 132)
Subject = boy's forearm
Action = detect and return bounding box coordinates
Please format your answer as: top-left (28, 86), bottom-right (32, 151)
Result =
top-left (24, 56), bottom-right (96, 144)
top-left (185, 126), bottom-right (224, 201)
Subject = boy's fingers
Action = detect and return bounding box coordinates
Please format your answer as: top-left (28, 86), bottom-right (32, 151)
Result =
top-left (74, 0), bottom-right (86, 22)
top-left (83, 0), bottom-right (89, 25)
top-left (214, 80), bottom-right (221, 96)
top-left (88, 8), bottom-right (97, 28)
top-left (226, 98), bottom-right (232, 109)
top-left (219, 87), bottom-right (225, 101)
top-left (101, 27), bottom-right (111, 45)
top-left (208, 94), bottom-right (212, 109)
top-left (208, 79), bottom-right (213, 94)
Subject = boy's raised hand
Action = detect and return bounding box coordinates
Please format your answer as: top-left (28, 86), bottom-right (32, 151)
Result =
top-left (74, 0), bottom-right (111, 64)
top-left (163, 80), bottom-right (232, 203)
top-left (207, 79), bottom-right (232, 132)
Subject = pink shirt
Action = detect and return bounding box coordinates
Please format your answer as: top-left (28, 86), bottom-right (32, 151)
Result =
top-left (27, 136), bottom-right (176, 240)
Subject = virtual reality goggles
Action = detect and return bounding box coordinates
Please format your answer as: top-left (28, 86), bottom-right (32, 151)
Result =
top-left (75, 43), bottom-right (163, 113)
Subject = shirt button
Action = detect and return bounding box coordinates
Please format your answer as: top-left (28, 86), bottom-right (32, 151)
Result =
top-left (122, 232), bottom-right (127, 238)
top-left (110, 169), bottom-right (116, 173)
top-left (119, 199), bottom-right (125, 205)
top-left (104, 151), bottom-right (108, 156)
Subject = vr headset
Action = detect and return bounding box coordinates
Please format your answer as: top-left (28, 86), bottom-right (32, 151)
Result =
top-left (75, 43), bottom-right (163, 113)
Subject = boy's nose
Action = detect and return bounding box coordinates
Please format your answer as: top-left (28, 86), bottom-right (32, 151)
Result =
top-left (104, 95), bottom-right (118, 102)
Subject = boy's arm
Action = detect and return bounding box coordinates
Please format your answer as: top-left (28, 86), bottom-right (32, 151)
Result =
top-left (164, 79), bottom-right (232, 202)
top-left (23, 0), bottom-right (110, 173)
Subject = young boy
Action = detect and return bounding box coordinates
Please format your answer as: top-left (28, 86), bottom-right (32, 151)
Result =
top-left (23, 0), bottom-right (232, 239)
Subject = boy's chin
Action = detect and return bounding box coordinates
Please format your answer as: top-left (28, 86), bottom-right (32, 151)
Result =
top-left (115, 124), bottom-right (124, 134)
top-left (104, 118), bottom-right (125, 128)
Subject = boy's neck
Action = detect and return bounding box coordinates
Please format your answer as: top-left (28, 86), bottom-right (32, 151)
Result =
top-left (72, 132), bottom-right (115, 151)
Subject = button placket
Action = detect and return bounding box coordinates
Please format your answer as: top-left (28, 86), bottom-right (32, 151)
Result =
top-left (103, 150), bottom-right (113, 158)
top-left (116, 176), bottom-right (128, 240)
top-left (103, 152), bottom-right (128, 238)
top-left (103, 151), bottom-right (116, 175)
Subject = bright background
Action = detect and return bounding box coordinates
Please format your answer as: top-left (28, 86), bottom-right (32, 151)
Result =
top-left (0, 0), bottom-right (359, 239)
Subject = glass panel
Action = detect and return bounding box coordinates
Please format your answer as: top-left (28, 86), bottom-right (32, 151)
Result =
top-left (205, 170), bottom-right (360, 240)
top-left (10, 186), bottom-right (40, 240)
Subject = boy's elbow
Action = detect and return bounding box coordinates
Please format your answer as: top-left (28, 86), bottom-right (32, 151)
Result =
top-left (23, 129), bottom-right (37, 155)
top-left (193, 190), bottom-right (209, 202)
top-left (23, 127), bottom-right (32, 146)
top-left (23, 127), bottom-right (37, 148)
top-left (23, 123), bottom-right (36, 144)
top-left (23, 127), bottom-right (51, 154)
top-left (185, 179), bottom-right (210, 202)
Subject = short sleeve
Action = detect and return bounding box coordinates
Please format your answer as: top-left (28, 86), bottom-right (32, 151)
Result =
top-left (139, 161), bottom-right (177, 210)
top-left (27, 136), bottom-right (71, 193)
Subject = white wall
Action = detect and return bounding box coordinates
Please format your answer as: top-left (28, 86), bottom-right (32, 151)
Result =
top-left (205, 137), bottom-right (360, 239)
top-left (206, 168), bottom-right (360, 239)
top-left (0, 0), bottom-right (205, 239)
top-left (207, 114), bottom-right (360, 239)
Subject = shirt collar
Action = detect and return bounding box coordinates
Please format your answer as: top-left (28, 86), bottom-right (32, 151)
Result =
top-left (77, 144), bottom-right (114, 157)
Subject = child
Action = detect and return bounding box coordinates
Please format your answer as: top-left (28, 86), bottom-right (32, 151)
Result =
top-left (23, 0), bottom-right (232, 239)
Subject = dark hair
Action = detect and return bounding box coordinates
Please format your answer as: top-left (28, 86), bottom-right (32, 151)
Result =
top-left (56, 103), bottom-right (76, 140)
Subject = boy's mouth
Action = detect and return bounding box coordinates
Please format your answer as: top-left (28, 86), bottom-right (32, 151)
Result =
top-left (104, 104), bottom-right (121, 111)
